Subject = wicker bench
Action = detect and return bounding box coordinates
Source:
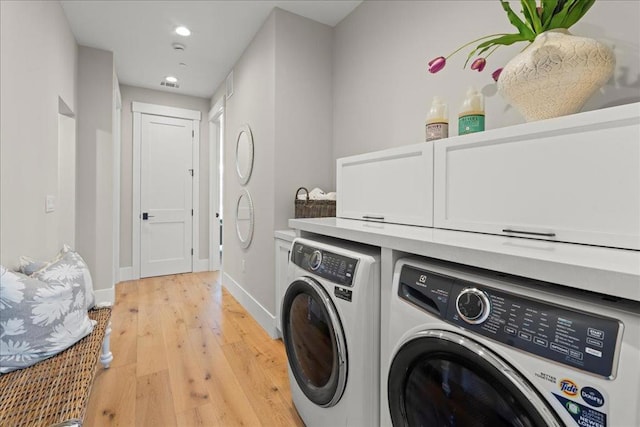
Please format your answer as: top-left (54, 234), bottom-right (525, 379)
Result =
top-left (0, 307), bottom-right (113, 427)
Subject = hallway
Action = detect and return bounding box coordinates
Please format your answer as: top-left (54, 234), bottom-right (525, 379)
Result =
top-left (85, 272), bottom-right (304, 426)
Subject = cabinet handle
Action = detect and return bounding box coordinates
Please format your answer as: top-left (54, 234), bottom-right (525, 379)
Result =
top-left (362, 215), bottom-right (385, 221)
top-left (502, 228), bottom-right (556, 237)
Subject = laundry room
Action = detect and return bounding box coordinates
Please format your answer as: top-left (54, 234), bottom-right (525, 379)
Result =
top-left (1, 0), bottom-right (639, 426)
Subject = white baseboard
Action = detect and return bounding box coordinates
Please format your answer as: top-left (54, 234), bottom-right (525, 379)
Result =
top-left (119, 266), bottom-right (134, 281)
top-left (194, 258), bottom-right (210, 272)
top-left (223, 272), bottom-right (278, 339)
top-left (94, 286), bottom-right (115, 305)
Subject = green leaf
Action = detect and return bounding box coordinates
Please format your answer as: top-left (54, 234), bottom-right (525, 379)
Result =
top-left (540, 0), bottom-right (558, 30)
top-left (521, 0), bottom-right (542, 33)
top-left (477, 33), bottom-right (530, 48)
top-left (500, 0), bottom-right (536, 40)
top-left (562, 0), bottom-right (596, 28)
top-left (463, 33), bottom-right (529, 67)
top-left (547, 0), bottom-right (574, 29)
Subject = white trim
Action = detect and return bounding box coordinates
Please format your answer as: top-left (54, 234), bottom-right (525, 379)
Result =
top-left (208, 98), bottom-right (224, 121)
top-left (225, 71), bottom-right (234, 99)
top-left (208, 98), bottom-right (224, 271)
top-left (223, 272), bottom-right (278, 339)
top-left (132, 111), bottom-right (141, 279)
top-left (94, 286), bottom-right (115, 305)
top-left (194, 258), bottom-right (210, 272)
top-left (132, 101), bottom-right (201, 121)
top-left (132, 102), bottom-right (201, 279)
top-left (113, 81), bottom-right (121, 285)
top-left (192, 121), bottom-right (200, 272)
top-left (119, 266), bottom-right (133, 282)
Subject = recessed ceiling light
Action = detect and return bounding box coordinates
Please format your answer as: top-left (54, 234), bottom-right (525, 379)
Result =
top-left (175, 26), bottom-right (191, 37)
top-left (165, 76), bottom-right (178, 83)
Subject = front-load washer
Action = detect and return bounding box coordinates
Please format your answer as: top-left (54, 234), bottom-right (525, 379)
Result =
top-left (382, 256), bottom-right (640, 427)
top-left (282, 237), bottom-right (381, 427)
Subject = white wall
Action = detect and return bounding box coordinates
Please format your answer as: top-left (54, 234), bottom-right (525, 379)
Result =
top-left (219, 8), bottom-right (333, 333)
top-left (274, 9), bottom-right (334, 229)
top-left (223, 11), bottom-right (277, 322)
top-left (0, 0), bottom-right (78, 268)
top-left (76, 46), bottom-right (116, 299)
top-left (332, 0), bottom-right (640, 179)
top-left (119, 85), bottom-right (211, 269)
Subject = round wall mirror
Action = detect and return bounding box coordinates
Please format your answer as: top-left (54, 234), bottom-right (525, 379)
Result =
top-left (236, 124), bottom-right (254, 185)
top-left (235, 189), bottom-right (254, 249)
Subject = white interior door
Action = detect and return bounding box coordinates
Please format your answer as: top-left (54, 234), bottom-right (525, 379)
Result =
top-left (140, 114), bottom-right (193, 278)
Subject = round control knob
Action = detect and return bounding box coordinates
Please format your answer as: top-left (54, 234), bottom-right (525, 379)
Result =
top-left (456, 288), bottom-right (491, 324)
top-left (309, 250), bottom-right (322, 271)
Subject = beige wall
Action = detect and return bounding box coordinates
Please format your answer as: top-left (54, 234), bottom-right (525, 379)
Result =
top-left (119, 85), bottom-right (211, 268)
top-left (0, 1), bottom-right (78, 268)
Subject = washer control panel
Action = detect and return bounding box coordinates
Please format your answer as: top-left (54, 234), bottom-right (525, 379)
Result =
top-left (292, 243), bottom-right (358, 287)
top-left (398, 265), bottom-right (621, 378)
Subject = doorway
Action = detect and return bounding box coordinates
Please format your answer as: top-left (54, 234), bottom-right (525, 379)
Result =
top-left (131, 102), bottom-right (201, 279)
top-left (208, 99), bottom-right (224, 271)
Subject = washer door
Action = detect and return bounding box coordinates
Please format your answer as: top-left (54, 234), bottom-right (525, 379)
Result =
top-left (388, 330), bottom-right (562, 427)
top-left (282, 276), bottom-right (347, 407)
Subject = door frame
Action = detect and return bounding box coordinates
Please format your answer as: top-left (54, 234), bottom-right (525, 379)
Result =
top-left (208, 98), bottom-right (224, 271)
top-left (132, 101), bottom-right (201, 279)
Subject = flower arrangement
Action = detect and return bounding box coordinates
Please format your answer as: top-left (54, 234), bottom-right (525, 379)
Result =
top-left (428, 0), bottom-right (596, 81)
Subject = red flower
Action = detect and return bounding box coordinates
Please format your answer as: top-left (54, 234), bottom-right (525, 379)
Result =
top-left (491, 68), bottom-right (503, 82)
top-left (470, 57), bottom-right (487, 72)
top-left (428, 56), bottom-right (446, 74)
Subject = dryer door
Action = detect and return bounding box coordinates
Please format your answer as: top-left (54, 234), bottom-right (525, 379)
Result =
top-left (282, 276), bottom-right (347, 407)
top-left (388, 330), bottom-right (562, 427)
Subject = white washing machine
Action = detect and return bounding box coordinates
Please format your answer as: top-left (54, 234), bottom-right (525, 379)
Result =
top-left (282, 237), bottom-right (380, 427)
top-left (381, 256), bottom-right (640, 427)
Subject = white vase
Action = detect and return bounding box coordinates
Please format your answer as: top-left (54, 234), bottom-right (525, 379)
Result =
top-left (497, 29), bottom-right (615, 122)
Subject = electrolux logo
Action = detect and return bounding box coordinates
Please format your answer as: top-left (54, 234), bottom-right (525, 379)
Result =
top-left (415, 274), bottom-right (428, 287)
top-left (559, 379), bottom-right (579, 397)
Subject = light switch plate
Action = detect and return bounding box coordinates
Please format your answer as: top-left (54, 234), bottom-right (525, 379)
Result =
top-left (45, 195), bottom-right (55, 213)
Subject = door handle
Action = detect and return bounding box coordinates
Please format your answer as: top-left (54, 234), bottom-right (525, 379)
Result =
top-left (142, 212), bottom-right (155, 220)
top-left (502, 228), bottom-right (555, 237)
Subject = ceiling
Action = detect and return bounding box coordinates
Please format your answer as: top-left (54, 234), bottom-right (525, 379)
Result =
top-left (61, 1), bottom-right (361, 99)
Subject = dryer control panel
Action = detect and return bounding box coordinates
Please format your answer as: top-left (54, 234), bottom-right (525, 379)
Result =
top-left (292, 243), bottom-right (358, 287)
top-left (398, 265), bottom-right (621, 378)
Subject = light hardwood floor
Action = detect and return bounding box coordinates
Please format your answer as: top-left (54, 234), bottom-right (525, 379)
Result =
top-left (85, 271), bottom-right (304, 426)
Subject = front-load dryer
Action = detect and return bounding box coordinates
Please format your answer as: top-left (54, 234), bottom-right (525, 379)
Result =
top-left (382, 256), bottom-right (640, 427)
top-left (282, 237), bottom-right (381, 427)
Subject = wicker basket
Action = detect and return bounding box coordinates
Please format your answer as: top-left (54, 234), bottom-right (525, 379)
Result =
top-left (294, 187), bottom-right (336, 218)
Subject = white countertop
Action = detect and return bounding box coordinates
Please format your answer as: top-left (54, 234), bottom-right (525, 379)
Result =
top-left (274, 229), bottom-right (297, 242)
top-left (289, 217), bottom-right (640, 302)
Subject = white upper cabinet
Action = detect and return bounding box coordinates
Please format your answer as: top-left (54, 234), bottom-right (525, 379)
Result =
top-left (337, 142), bottom-right (434, 227)
top-left (433, 103), bottom-right (640, 250)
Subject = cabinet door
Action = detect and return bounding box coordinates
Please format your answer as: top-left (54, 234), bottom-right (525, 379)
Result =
top-left (337, 143), bottom-right (433, 227)
top-left (434, 105), bottom-right (640, 250)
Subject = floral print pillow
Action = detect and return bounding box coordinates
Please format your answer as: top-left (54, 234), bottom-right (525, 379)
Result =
top-left (0, 266), bottom-right (96, 374)
top-left (18, 245), bottom-right (95, 310)
top-left (31, 249), bottom-right (95, 310)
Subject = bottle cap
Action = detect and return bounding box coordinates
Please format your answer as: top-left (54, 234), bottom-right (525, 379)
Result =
top-left (461, 87), bottom-right (484, 113)
top-left (428, 96), bottom-right (448, 120)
